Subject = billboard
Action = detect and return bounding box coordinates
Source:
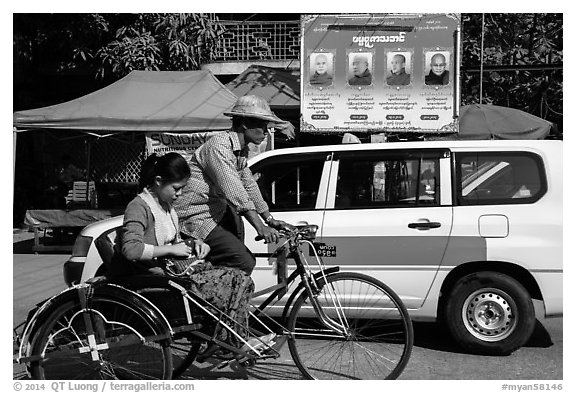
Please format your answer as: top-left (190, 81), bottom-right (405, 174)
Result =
top-left (301, 13), bottom-right (461, 134)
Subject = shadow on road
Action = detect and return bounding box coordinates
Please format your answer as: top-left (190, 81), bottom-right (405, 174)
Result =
top-left (412, 322), bottom-right (467, 353)
top-left (13, 239), bottom-right (34, 254)
top-left (178, 358), bottom-right (304, 380)
top-left (525, 320), bottom-right (554, 348)
top-left (413, 320), bottom-right (553, 354)
top-left (13, 238), bottom-right (74, 255)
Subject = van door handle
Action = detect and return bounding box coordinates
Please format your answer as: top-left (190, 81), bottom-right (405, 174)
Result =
top-left (408, 222), bottom-right (442, 230)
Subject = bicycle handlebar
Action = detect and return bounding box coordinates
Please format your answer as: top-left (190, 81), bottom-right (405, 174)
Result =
top-left (255, 224), bottom-right (318, 242)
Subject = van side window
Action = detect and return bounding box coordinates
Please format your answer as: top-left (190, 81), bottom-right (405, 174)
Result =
top-left (336, 155), bottom-right (440, 208)
top-left (251, 154), bottom-right (326, 211)
top-left (456, 152), bottom-right (546, 205)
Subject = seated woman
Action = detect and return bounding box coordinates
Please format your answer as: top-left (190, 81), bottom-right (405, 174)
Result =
top-left (109, 152), bottom-right (271, 356)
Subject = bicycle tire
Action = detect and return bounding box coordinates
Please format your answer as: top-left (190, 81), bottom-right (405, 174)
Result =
top-left (29, 296), bottom-right (172, 379)
top-left (287, 272), bottom-right (413, 380)
top-left (171, 338), bottom-right (201, 378)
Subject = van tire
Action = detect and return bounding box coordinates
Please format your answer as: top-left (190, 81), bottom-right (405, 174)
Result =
top-left (444, 272), bottom-right (535, 355)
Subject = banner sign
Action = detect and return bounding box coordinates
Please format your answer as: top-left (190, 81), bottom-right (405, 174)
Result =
top-left (145, 131), bottom-right (272, 160)
top-left (301, 13), bottom-right (461, 134)
top-left (145, 132), bottom-right (220, 158)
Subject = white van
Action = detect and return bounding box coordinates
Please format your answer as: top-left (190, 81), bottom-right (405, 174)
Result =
top-left (64, 140), bottom-right (562, 355)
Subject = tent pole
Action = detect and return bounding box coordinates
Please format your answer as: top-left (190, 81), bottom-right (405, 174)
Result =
top-left (455, 19), bottom-right (462, 121)
top-left (13, 128), bottom-right (17, 186)
top-left (85, 138), bottom-right (91, 204)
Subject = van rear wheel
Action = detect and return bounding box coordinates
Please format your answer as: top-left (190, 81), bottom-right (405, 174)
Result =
top-left (444, 272), bottom-right (535, 355)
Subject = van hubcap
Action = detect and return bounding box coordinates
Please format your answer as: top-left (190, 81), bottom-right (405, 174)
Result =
top-left (462, 289), bottom-right (517, 342)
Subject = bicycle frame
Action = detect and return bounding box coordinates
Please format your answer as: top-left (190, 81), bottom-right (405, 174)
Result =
top-left (250, 229), bottom-right (350, 337)
top-left (143, 224), bottom-right (354, 367)
top-left (161, 225), bottom-right (352, 365)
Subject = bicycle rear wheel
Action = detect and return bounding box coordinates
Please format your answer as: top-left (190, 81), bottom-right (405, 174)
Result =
top-left (170, 336), bottom-right (201, 378)
top-left (29, 296), bottom-right (172, 379)
top-left (287, 272), bottom-right (413, 380)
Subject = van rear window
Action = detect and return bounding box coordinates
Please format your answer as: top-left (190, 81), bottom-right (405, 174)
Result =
top-left (455, 152), bottom-right (546, 205)
top-left (336, 154), bottom-right (440, 208)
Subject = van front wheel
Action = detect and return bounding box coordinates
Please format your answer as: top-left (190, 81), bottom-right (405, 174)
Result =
top-left (444, 272), bottom-right (535, 355)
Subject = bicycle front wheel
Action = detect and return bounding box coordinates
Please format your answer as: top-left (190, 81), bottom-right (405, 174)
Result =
top-left (29, 296), bottom-right (172, 380)
top-left (287, 272), bottom-right (413, 380)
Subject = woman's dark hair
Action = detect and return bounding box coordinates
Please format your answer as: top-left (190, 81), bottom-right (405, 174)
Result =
top-left (139, 153), bottom-right (190, 191)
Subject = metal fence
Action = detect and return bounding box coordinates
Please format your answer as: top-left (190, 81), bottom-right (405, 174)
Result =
top-left (215, 21), bottom-right (300, 62)
top-left (90, 134), bottom-right (146, 183)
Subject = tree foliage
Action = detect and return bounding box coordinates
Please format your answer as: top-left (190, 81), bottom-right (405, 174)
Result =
top-left (13, 13), bottom-right (225, 80)
top-left (95, 13), bottom-right (225, 78)
top-left (461, 13), bottom-right (563, 132)
top-left (13, 13), bottom-right (111, 74)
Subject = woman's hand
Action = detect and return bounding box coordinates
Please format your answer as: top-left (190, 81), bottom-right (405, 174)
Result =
top-left (171, 242), bottom-right (192, 257)
top-left (194, 239), bottom-right (211, 259)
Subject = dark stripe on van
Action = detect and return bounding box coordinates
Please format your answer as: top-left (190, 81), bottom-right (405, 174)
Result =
top-left (257, 236), bottom-right (487, 267)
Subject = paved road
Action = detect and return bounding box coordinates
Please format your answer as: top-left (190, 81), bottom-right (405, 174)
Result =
top-left (12, 253), bottom-right (563, 380)
top-left (172, 318), bottom-right (563, 380)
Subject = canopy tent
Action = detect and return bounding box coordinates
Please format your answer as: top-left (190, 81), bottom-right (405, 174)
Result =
top-left (13, 70), bottom-right (239, 133)
top-left (456, 104), bottom-right (552, 140)
top-left (12, 70), bottom-right (242, 204)
top-left (226, 65), bottom-right (300, 111)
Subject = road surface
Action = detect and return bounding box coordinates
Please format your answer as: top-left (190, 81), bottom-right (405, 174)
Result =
top-left (12, 253), bottom-right (562, 381)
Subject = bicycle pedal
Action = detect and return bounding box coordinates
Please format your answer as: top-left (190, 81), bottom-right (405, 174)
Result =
top-left (240, 358), bottom-right (256, 368)
top-left (217, 357), bottom-right (256, 369)
top-left (195, 343), bottom-right (220, 363)
top-left (216, 359), bottom-right (233, 369)
top-left (215, 357), bottom-right (255, 370)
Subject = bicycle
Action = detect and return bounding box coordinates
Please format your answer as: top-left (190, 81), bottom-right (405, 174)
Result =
top-left (15, 224), bottom-right (413, 380)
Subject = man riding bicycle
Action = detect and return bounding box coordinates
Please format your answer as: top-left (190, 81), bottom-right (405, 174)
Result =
top-left (174, 95), bottom-right (294, 275)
